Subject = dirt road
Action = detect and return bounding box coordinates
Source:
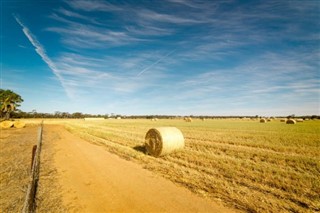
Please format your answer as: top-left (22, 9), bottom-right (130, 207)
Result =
top-left (42, 125), bottom-right (235, 213)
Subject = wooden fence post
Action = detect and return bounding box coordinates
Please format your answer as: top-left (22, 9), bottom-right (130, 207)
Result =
top-left (22, 121), bottom-right (43, 213)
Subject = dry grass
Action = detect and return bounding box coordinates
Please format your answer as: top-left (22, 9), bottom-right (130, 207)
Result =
top-left (59, 118), bottom-right (320, 213)
top-left (0, 122), bottom-right (69, 212)
top-left (0, 126), bottom-right (38, 212)
top-left (84, 117), bottom-right (105, 121)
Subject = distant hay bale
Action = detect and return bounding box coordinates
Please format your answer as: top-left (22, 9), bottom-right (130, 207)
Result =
top-left (184, 117), bottom-right (192, 122)
top-left (296, 119), bottom-right (304, 122)
top-left (260, 118), bottom-right (267, 123)
top-left (286, 119), bottom-right (296, 124)
top-left (280, 119), bottom-right (287, 122)
top-left (13, 121), bottom-right (26, 128)
top-left (0, 121), bottom-right (14, 129)
top-left (145, 127), bottom-right (185, 157)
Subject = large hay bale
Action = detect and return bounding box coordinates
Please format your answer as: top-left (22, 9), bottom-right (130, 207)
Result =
top-left (286, 119), bottom-right (296, 124)
top-left (13, 121), bottom-right (26, 128)
top-left (260, 118), bottom-right (267, 123)
top-left (145, 127), bottom-right (185, 157)
top-left (0, 121), bottom-right (14, 129)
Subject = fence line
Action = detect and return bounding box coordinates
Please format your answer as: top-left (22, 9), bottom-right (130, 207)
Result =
top-left (22, 121), bottom-right (43, 213)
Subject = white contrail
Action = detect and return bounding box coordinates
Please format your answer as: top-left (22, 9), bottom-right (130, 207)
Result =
top-left (137, 49), bottom-right (176, 77)
top-left (13, 14), bottom-right (72, 98)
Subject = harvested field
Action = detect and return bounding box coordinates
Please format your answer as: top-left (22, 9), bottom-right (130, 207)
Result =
top-left (59, 118), bottom-right (320, 212)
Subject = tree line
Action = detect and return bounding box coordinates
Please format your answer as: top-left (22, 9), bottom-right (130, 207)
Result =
top-left (1, 89), bottom-right (319, 120)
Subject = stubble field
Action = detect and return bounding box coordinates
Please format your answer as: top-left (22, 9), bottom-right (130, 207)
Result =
top-left (59, 118), bottom-right (320, 212)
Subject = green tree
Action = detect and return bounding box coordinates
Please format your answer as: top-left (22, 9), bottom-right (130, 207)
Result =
top-left (0, 89), bottom-right (24, 120)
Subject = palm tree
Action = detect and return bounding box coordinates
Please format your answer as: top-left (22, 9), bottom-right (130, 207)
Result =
top-left (0, 89), bottom-right (23, 120)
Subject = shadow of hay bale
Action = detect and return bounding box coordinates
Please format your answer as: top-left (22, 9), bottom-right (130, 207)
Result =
top-left (133, 145), bottom-right (146, 154)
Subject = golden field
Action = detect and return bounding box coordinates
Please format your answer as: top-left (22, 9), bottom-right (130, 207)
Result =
top-left (58, 118), bottom-right (319, 212)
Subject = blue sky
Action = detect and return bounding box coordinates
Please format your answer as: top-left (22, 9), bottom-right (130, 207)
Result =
top-left (1, 0), bottom-right (319, 116)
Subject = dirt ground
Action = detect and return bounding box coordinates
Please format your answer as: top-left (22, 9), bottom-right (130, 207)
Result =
top-left (1, 124), bottom-right (235, 212)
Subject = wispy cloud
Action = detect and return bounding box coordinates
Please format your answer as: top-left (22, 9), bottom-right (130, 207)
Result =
top-left (11, 1), bottom-right (319, 115)
top-left (15, 15), bottom-right (127, 99)
top-left (51, 8), bottom-right (107, 26)
top-left (166, 0), bottom-right (211, 9)
top-left (47, 11), bottom-right (144, 49)
top-left (136, 9), bottom-right (207, 25)
top-left (47, 25), bottom-right (140, 48)
top-left (13, 15), bottom-right (72, 98)
top-left (65, 0), bottom-right (122, 12)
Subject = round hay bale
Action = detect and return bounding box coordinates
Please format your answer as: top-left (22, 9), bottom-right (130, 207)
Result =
top-left (145, 127), bottom-right (185, 157)
top-left (184, 117), bottom-right (192, 122)
top-left (296, 119), bottom-right (303, 122)
top-left (0, 121), bottom-right (14, 129)
top-left (280, 119), bottom-right (286, 122)
top-left (260, 118), bottom-right (267, 123)
top-left (286, 119), bottom-right (296, 124)
top-left (14, 121), bottom-right (26, 128)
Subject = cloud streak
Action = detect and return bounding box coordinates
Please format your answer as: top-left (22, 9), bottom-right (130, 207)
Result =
top-left (65, 0), bottom-right (122, 12)
top-left (137, 49), bottom-right (176, 77)
top-left (13, 15), bottom-right (73, 98)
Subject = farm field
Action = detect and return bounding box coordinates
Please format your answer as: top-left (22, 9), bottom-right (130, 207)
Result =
top-left (1, 118), bottom-right (319, 212)
top-left (52, 118), bottom-right (320, 212)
